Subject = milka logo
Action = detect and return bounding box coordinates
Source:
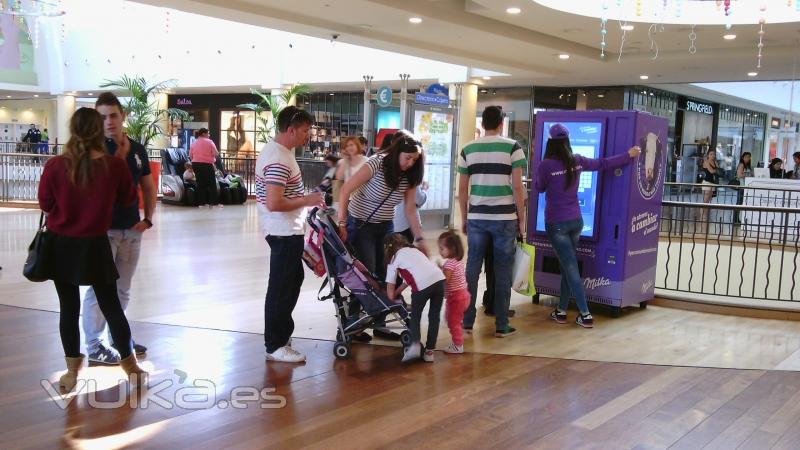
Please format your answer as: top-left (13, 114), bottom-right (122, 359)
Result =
top-left (584, 277), bottom-right (611, 290)
top-left (641, 279), bottom-right (654, 293)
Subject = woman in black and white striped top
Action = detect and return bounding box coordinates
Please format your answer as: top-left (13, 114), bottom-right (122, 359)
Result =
top-left (338, 131), bottom-right (427, 280)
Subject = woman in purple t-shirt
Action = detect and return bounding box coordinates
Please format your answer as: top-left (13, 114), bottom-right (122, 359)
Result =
top-left (534, 123), bottom-right (640, 328)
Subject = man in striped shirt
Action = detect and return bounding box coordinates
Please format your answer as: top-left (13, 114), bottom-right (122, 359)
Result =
top-left (457, 106), bottom-right (527, 338)
top-left (256, 106), bottom-right (324, 363)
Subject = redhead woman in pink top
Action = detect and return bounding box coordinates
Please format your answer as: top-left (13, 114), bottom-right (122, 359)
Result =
top-left (189, 128), bottom-right (220, 207)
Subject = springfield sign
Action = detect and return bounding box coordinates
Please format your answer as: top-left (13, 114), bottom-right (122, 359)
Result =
top-left (684, 99), bottom-right (714, 115)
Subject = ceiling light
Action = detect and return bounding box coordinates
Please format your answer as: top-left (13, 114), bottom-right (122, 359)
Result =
top-left (640, 75), bottom-right (649, 80)
top-left (558, 53), bottom-right (570, 60)
top-left (482, 76), bottom-right (491, 80)
top-left (723, 33), bottom-right (736, 40)
top-left (88, 93), bottom-right (93, 96)
top-left (33, 94), bottom-right (39, 98)
top-left (747, 71), bottom-right (758, 77)
top-left (5, 95), bottom-right (10, 98)
top-left (620, 24), bottom-right (634, 31)
top-left (480, 89), bottom-right (488, 93)
top-left (597, 93), bottom-right (605, 98)
top-left (409, 17), bottom-right (422, 24)
top-left (506, 7), bottom-right (521, 14)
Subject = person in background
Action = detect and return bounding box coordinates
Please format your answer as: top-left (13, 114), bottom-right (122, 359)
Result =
top-left (190, 128), bottom-right (221, 208)
top-left (257, 106), bottom-right (324, 363)
top-left (183, 162), bottom-right (197, 184)
top-left (458, 106), bottom-right (526, 338)
top-left (338, 130), bottom-right (427, 341)
top-left (385, 234), bottom-right (445, 363)
top-left (701, 148), bottom-right (720, 203)
top-left (41, 128), bottom-right (49, 154)
top-left (769, 158), bottom-right (785, 179)
top-left (82, 92), bottom-right (155, 365)
top-left (536, 123), bottom-right (640, 328)
top-left (733, 152), bottom-right (752, 223)
top-left (332, 136), bottom-right (369, 210)
top-left (38, 107), bottom-right (147, 393)
top-left (393, 181), bottom-right (428, 243)
top-left (790, 152), bottom-right (800, 180)
top-left (320, 154), bottom-right (339, 206)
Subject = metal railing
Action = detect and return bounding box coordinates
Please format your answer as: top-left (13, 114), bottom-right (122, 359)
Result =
top-left (0, 142), bottom-right (63, 155)
top-left (0, 152), bottom-right (55, 202)
top-left (661, 182), bottom-right (800, 241)
top-left (657, 200), bottom-right (800, 302)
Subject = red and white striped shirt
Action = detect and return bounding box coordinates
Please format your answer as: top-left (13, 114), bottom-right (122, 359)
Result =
top-left (443, 258), bottom-right (467, 296)
top-left (255, 141), bottom-right (307, 236)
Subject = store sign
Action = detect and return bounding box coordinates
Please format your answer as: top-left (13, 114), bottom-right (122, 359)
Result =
top-left (376, 86), bottom-right (392, 107)
top-left (176, 98), bottom-right (193, 106)
top-left (415, 92), bottom-right (449, 106)
top-left (684, 100), bottom-right (714, 115)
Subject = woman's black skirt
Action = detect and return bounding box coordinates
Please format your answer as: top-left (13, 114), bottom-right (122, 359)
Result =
top-left (42, 233), bottom-right (118, 285)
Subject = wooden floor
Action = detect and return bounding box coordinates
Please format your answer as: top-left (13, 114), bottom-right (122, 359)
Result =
top-left (2, 304), bottom-right (800, 449)
top-left (4, 203), bottom-right (800, 371)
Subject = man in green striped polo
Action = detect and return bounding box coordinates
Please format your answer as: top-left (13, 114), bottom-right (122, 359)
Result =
top-left (457, 106), bottom-right (527, 338)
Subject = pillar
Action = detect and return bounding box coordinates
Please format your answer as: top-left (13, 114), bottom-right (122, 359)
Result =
top-left (363, 75), bottom-right (373, 146)
top-left (55, 95), bottom-right (76, 147)
top-left (399, 74), bottom-right (410, 129)
top-left (450, 82), bottom-right (478, 230)
top-left (153, 92), bottom-right (170, 149)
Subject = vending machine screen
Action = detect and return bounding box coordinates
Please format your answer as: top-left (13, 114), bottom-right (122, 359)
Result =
top-left (535, 121), bottom-right (604, 238)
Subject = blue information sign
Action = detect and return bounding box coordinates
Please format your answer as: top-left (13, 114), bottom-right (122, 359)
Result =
top-left (415, 92), bottom-right (449, 106)
top-left (377, 86), bottom-right (393, 107)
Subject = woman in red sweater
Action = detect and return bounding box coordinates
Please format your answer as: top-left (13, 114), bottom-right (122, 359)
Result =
top-left (38, 107), bottom-right (147, 393)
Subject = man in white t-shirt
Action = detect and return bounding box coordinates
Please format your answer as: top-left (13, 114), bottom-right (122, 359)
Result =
top-left (256, 106), bottom-right (324, 363)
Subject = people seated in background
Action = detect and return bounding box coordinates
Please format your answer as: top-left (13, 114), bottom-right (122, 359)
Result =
top-left (183, 162), bottom-right (196, 184)
top-left (791, 152), bottom-right (800, 180)
top-left (769, 158), bottom-right (785, 179)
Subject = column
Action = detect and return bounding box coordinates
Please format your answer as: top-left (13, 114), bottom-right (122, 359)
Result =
top-left (153, 92), bottom-right (170, 149)
top-left (55, 95), bottom-right (76, 147)
top-left (450, 82), bottom-right (478, 230)
top-left (363, 75), bottom-right (373, 146)
top-left (399, 74), bottom-right (410, 130)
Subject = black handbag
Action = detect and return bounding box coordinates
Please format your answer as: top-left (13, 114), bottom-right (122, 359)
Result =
top-left (23, 212), bottom-right (50, 282)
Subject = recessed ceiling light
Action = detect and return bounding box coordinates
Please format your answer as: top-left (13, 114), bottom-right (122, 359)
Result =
top-left (88, 93), bottom-right (93, 96)
top-left (597, 93), bottom-right (605, 98)
top-left (640, 75), bottom-right (649, 80)
top-left (506, 7), bottom-right (521, 14)
top-left (5, 95), bottom-right (10, 98)
top-left (482, 76), bottom-right (491, 80)
top-left (747, 71), bottom-right (758, 77)
top-left (409, 17), bottom-right (422, 24)
top-left (480, 89), bottom-right (488, 93)
top-left (723, 33), bottom-right (737, 40)
top-left (33, 94), bottom-right (39, 97)
top-left (558, 53), bottom-right (570, 60)
top-left (329, 92), bottom-right (335, 96)
top-left (621, 24), bottom-right (634, 31)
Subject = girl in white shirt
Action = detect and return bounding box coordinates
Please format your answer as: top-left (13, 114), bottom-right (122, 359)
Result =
top-left (385, 234), bottom-right (445, 363)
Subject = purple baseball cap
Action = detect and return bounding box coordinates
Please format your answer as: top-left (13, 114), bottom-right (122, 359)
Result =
top-left (549, 123), bottom-right (570, 139)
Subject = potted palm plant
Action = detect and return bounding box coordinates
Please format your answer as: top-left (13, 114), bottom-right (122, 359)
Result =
top-left (238, 84), bottom-right (312, 144)
top-left (99, 75), bottom-right (189, 148)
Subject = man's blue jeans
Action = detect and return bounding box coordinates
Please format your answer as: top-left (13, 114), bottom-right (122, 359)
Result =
top-left (545, 218), bottom-right (590, 315)
top-left (463, 219), bottom-right (517, 330)
top-left (82, 229), bottom-right (142, 353)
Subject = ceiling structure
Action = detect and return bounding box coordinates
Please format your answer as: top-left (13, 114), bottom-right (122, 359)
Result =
top-left (132, 0), bottom-right (800, 87)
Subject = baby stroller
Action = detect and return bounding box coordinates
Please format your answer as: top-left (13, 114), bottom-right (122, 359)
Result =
top-left (306, 207), bottom-right (412, 359)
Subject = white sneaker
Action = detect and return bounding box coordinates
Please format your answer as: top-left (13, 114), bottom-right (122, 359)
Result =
top-left (402, 342), bottom-right (422, 363)
top-left (422, 349), bottom-right (435, 362)
top-left (266, 346), bottom-right (306, 363)
top-left (444, 342), bottom-right (464, 354)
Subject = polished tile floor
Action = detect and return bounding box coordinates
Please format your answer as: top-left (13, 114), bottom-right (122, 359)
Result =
top-left (3, 203), bottom-right (800, 371)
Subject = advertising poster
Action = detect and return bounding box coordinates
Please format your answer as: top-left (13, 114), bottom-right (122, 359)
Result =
top-left (414, 109), bottom-right (454, 211)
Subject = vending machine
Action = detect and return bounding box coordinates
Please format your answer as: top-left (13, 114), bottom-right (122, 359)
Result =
top-left (527, 111), bottom-right (668, 314)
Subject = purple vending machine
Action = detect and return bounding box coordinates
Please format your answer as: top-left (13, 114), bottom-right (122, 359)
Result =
top-left (527, 111), bottom-right (668, 315)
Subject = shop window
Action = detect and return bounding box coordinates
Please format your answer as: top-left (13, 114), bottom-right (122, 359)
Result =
top-left (220, 110), bottom-right (257, 159)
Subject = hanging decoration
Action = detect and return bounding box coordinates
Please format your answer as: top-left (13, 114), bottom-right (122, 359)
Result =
top-left (600, 1), bottom-right (608, 59)
top-left (688, 24), bottom-right (697, 54)
top-left (618, 21), bottom-right (629, 63)
top-left (756, 4), bottom-right (767, 70)
top-left (165, 8), bottom-right (170, 35)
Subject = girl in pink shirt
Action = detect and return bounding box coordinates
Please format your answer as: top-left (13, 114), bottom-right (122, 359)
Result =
top-left (438, 231), bottom-right (469, 354)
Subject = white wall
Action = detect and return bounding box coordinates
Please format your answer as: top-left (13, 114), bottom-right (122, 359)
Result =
top-left (0, 98), bottom-right (54, 142)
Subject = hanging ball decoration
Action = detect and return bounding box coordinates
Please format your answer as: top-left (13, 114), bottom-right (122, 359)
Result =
top-left (725, 23), bottom-right (732, 30)
top-left (759, 18), bottom-right (766, 25)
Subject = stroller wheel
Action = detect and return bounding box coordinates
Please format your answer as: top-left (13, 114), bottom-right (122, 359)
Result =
top-left (333, 342), bottom-right (351, 359)
top-left (400, 330), bottom-right (412, 348)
